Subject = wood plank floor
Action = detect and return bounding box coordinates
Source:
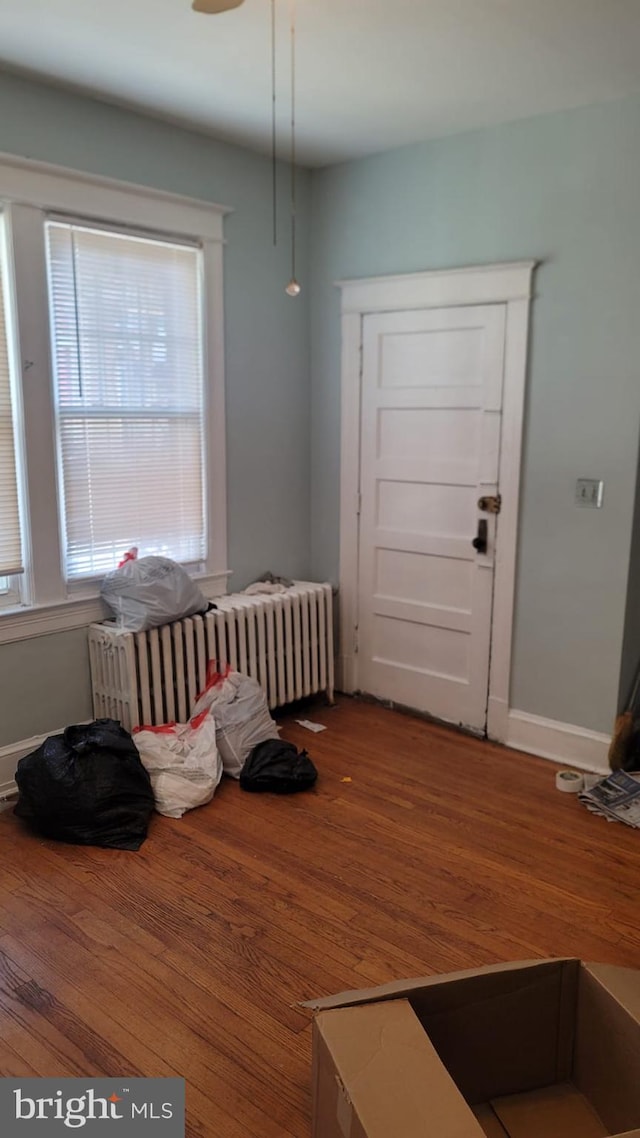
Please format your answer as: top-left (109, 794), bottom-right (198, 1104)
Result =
top-left (0, 697), bottom-right (638, 1136)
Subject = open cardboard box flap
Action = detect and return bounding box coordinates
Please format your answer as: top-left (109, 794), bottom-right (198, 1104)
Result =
top-left (305, 958), bottom-right (640, 1017)
top-left (303, 957), bottom-right (565, 1013)
top-left (309, 959), bottom-right (640, 1138)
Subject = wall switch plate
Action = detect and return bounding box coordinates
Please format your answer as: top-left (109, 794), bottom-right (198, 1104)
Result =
top-left (575, 478), bottom-right (604, 508)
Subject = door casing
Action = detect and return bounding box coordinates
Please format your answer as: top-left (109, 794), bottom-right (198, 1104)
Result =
top-left (337, 261), bottom-right (536, 743)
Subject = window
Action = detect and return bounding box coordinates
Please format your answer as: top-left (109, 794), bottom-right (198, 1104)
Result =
top-left (0, 576), bottom-right (20, 606)
top-left (46, 222), bottom-right (206, 581)
top-left (0, 215), bottom-right (24, 607)
top-left (0, 156), bottom-right (227, 634)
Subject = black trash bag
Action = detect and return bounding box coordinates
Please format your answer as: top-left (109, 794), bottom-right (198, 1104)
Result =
top-left (14, 719), bottom-right (155, 850)
top-left (240, 739), bottom-right (318, 794)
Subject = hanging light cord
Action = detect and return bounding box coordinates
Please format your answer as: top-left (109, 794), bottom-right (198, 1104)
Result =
top-left (290, 0), bottom-right (297, 286)
top-left (271, 0), bottom-right (277, 246)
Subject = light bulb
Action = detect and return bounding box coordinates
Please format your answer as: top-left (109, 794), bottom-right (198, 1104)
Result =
top-left (285, 278), bottom-right (301, 297)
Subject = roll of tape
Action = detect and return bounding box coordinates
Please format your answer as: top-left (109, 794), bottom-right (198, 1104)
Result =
top-left (556, 769), bottom-right (584, 793)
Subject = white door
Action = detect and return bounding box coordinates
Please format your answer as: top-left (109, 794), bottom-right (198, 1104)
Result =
top-left (357, 304), bottom-right (506, 732)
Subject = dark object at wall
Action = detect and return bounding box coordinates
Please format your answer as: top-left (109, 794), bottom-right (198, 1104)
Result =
top-left (240, 739), bottom-right (318, 794)
top-left (15, 719), bottom-right (154, 850)
top-left (621, 723), bottom-right (640, 772)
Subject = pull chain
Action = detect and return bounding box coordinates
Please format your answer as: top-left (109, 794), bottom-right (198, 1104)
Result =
top-left (271, 0), bottom-right (277, 246)
top-left (285, 0), bottom-right (300, 296)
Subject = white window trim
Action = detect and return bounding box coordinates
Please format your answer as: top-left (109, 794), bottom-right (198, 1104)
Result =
top-left (0, 151), bottom-right (231, 643)
top-left (0, 151), bottom-right (229, 242)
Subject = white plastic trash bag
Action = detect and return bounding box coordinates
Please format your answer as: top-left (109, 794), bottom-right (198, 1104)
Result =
top-left (101, 548), bottom-right (208, 632)
top-left (192, 663), bottom-right (279, 778)
top-left (133, 710), bottom-right (222, 818)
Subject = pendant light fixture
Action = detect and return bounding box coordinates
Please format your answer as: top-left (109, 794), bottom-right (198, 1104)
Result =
top-left (193, 0), bottom-right (301, 297)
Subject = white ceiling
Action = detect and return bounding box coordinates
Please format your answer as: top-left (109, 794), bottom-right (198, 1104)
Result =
top-left (1, 0), bottom-right (640, 167)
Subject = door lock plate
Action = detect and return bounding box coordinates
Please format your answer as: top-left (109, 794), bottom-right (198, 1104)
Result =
top-left (478, 494), bottom-right (502, 515)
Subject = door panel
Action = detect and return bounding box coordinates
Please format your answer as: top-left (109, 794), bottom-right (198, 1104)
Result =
top-left (372, 616), bottom-right (470, 679)
top-left (379, 314), bottom-right (487, 388)
top-left (357, 304), bottom-right (506, 731)
top-left (375, 548), bottom-right (473, 610)
top-left (379, 407), bottom-right (481, 459)
top-left (377, 482), bottom-right (474, 536)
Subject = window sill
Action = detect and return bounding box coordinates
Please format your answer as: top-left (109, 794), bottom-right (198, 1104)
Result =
top-left (0, 570), bottom-right (232, 646)
top-left (0, 596), bottom-right (107, 645)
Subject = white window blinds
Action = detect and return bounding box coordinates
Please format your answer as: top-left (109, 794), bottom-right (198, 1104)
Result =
top-left (0, 218), bottom-right (23, 578)
top-left (46, 221), bottom-right (206, 581)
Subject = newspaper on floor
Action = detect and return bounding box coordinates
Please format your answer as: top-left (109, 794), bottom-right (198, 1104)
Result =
top-left (579, 769), bottom-right (640, 827)
top-left (295, 719), bottom-right (327, 733)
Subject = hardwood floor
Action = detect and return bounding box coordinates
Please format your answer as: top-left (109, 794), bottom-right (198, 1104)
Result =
top-left (0, 697), bottom-right (638, 1136)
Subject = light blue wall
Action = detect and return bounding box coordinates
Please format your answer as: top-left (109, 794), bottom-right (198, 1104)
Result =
top-left (309, 95), bottom-right (640, 734)
top-left (3, 69), bottom-right (639, 744)
top-left (0, 70), bottom-right (311, 746)
top-left (0, 630), bottom-right (93, 742)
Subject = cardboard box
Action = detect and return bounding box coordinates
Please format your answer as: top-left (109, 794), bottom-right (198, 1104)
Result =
top-left (306, 959), bottom-right (640, 1138)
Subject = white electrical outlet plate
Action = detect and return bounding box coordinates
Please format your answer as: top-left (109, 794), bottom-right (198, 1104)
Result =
top-left (575, 478), bottom-right (604, 508)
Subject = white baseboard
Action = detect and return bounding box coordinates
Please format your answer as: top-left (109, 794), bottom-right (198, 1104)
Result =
top-left (0, 730), bottom-right (61, 797)
top-left (506, 710), bottom-right (610, 774)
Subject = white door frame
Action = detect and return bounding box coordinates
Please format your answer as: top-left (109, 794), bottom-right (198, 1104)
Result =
top-left (338, 260), bottom-right (537, 743)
